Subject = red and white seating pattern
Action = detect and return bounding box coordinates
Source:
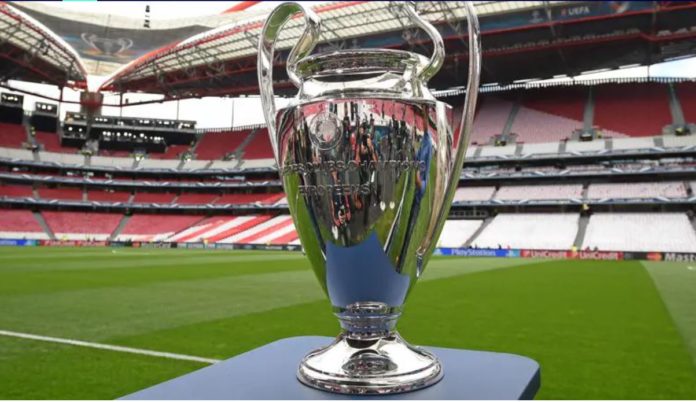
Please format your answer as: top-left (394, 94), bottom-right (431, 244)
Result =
top-left (594, 84), bottom-right (672, 137)
top-left (117, 214), bottom-right (204, 242)
top-left (119, 214), bottom-right (298, 244)
top-left (470, 96), bottom-right (512, 145)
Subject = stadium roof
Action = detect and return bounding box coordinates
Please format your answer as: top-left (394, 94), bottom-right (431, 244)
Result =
top-left (2, 1), bottom-right (696, 99)
top-left (97, 1), bottom-right (696, 98)
top-left (99, 1), bottom-right (555, 95)
top-left (0, 2), bottom-right (87, 88)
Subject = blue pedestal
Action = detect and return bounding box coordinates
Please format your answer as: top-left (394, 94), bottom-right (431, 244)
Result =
top-left (121, 336), bottom-right (540, 400)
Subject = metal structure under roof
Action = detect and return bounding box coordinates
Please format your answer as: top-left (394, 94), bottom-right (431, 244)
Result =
top-left (98, 1), bottom-right (555, 94)
top-left (98, 1), bottom-right (696, 99)
top-left (0, 2), bottom-right (87, 87)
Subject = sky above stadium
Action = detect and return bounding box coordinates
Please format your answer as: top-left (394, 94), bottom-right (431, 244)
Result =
top-left (34, 1), bottom-right (315, 20)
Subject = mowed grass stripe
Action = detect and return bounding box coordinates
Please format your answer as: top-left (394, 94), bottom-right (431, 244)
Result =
top-left (0, 254), bottom-right (310, 296)
top-left (643, 261), bottom-right (696, 368)
top-left (109, 259), bottom-right (696, 399)
top-left (0, 269), bottom-right (325, 340)
top-left (0, 336), bottom-right (204, 400)
top-left (0, 329), bottom-right (220, 364)
top-left (2, 247), bottom-right (695, 399)
top-left (402, 259), bottom-right (696, 399)
top-left (0, 249), bottom-right (304, 273)
top-left (0, 253), bottom-right (516, 341)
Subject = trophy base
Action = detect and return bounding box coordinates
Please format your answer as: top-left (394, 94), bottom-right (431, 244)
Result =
top-left (297, 332), bottom-right (443, 395)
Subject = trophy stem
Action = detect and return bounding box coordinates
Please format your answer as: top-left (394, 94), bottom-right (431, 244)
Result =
top-left (336, 301), bottom-right (400, 340)
top-left (298, 302), bottom-right (442, 394)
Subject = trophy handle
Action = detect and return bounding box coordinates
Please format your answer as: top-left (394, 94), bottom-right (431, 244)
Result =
top-left (258, 2), bottom-right (321, 162)
top-left (447, 2), bottom-right (480, 201)
top-left (400, 2), bottom-right (445, 82)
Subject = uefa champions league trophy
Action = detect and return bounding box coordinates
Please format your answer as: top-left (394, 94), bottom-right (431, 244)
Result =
top-left (258, 1), bottom-right (480, 394)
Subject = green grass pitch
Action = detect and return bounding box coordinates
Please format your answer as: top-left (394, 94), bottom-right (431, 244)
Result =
top-left (1, 246), bottom-right (695, 399)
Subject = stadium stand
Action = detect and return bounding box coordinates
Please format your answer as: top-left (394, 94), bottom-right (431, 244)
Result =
top-left (662, 135), bottom-right (696, 149)
top-left (565, 139), bottom-right (606, 153)
top-left (0, 122), bottom-right (27, 148)
top-left (219, 215), bottom-right (293, 244)
top-left (478, 144), bottom-right (516, 157)
top-left (495, 184), bottom-right (583, 201)
top-left (586, 181), bottom-right (686, 199)
top-left (175, 193), bottom-right (218, 204)
top-left (0, 209), bottom-right (48, 239)
top-left (677, 82), bottom-right (696, 124)
top-left (512, 87), bottom-right (586, 143)
top-left (437, 220), bottom-right (484, 248)
top-left (87, 190), bottom-right (131, 203)
top-left (43, 211), bottom-right (122, 240)
top-left (39, 151), bottom-right (85, 165)
top-left (0, 184), bottom-right (34, 197)
top-left (151, 144), bottom-right (189, 159)
top-left (470, 213), bottom-right (579, 250)
top-left (34, 131), bottom-right (77, 153)
top-left (195, 130), bottom-right (247, 160)
top-left (38, 187), bottom-right (84, 201)
top-left (214, 193), bottom-right (284, 204)
top-left (611, 137), bottom-right (657, 151)
top-left (131, 192), bottom-right (176, 204)
top-left (241, 129), bottom-right (273, 159)
top-left (471, 96), bottom-right (512, 145)
top-left (582, 213), bottom-right (696, 252)
top-left (453, 186), bottom-right (496, 202)
top-left (205, 215), bottom-right (272, 243)
top-left (594, 83), bottom-right (672, 137)
top-left (117, 214), bottom-right (204, 241)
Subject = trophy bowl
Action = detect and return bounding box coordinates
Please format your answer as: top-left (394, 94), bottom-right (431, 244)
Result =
top-left (258, 2), bottom-right (481, 395)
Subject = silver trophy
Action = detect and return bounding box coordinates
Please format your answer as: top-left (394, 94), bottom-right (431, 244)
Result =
top-left (258, 1), bottom-right (480, 395)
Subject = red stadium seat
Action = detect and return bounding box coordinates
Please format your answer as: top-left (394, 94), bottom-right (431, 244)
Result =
top-left (88, 190), bottom-right (131, 202)
top-left (195, 131), bottom-right (248, 160)
top-left (0, 209), bottom-right (43, 232)
top-left (0, 184), bottom-right (34, 197)
top-left (241, 129), bottom-right (274, 159)
top-left (0, 122), bottom-right (28, 148)
top-left (43, 211), bottom-right (123, 236)
top-left (594, 83), bottom-right (672, 137)
top-left (38, 187), bottom-right (84, 201)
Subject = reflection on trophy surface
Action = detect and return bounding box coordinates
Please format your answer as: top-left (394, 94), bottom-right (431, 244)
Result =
top-left (258, 1), bottom-right (480, 394)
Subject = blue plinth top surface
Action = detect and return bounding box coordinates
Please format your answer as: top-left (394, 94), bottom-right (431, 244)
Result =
top-left (121, 336), bottom-right (540, 400)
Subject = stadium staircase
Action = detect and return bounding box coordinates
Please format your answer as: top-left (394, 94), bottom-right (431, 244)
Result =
top-left (110, 215), bottom-right (131, 241)
top-left (583, 87), bottom-right (595, 133)
top-left (573, 215), bottom-right (590, 249)
top-left (668, 83), bottom-right (686, 127)
top-left (234, 128), bottom-right (261, 160)
top-left (503, 102), bottom-right (520, 138)
top-left (33, 211), bottom-right (56, 240)
top-left (463, 217), bottom-right (494, 247)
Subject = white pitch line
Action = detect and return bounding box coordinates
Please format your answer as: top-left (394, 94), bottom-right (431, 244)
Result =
top-left (0, 329), bottom-right (220, 365)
